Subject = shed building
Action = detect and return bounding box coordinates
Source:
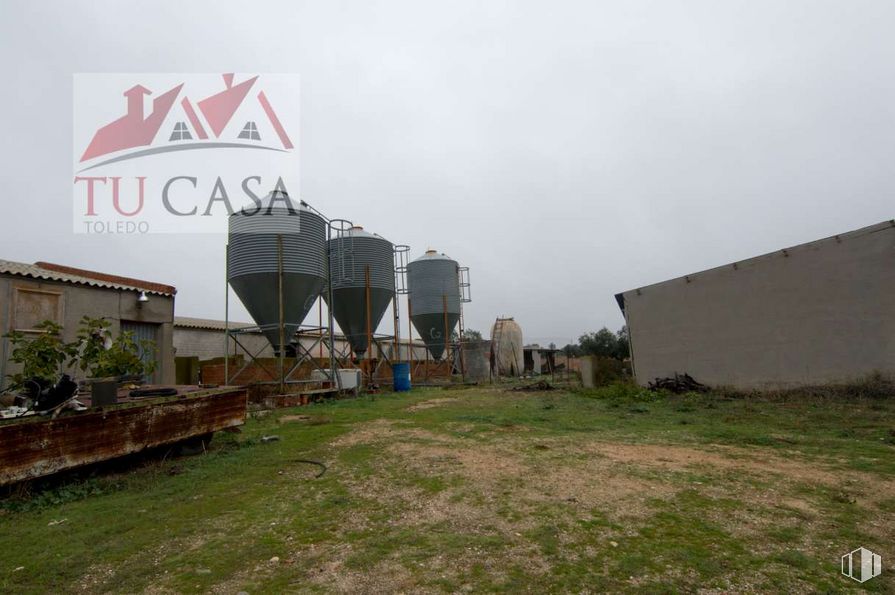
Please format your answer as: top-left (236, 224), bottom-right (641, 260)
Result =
top-left (173, 316), bottom-right (431, 365)
top-left (615, 220), bottom-right (895, 390)
top-left (0, 259), bottom-right (176, 387)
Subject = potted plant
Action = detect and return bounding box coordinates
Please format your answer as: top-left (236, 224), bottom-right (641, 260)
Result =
top-left (4, 320), bottom-right (76, 403)
top-left (72, 317), bottom-right (157, 406)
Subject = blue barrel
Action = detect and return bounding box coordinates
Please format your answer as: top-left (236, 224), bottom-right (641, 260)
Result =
top-left (393, 362), bottom-right (411, 392)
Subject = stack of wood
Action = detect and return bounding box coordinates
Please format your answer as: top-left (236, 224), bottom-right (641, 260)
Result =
top-left (648, 373), bottom-right (708, 393)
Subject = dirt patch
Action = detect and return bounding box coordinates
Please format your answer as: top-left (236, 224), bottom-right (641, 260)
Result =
top-left (328, 419), bottom-right (414, 447)
top-left (387, 437), bottom-right (675, 524)
top-left (278, 415), bottom-right (311, 423)
top-left (331, 420), bottom-right (679, 532)
top-left (578, 440), bottom-right (895, 503)
top-left (306, 554), bottom-right (419, 594)
top-left (322, 418), bottom-right (895, 591)
top-left (405, 398), bottom-right (460, 412)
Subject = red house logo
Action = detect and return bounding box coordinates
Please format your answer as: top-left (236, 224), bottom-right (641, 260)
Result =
top-left (79, 73), bottom-right (294, 166)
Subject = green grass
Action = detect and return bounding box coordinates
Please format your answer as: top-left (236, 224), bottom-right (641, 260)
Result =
top-left (1, 383), bottom-right (893, 593)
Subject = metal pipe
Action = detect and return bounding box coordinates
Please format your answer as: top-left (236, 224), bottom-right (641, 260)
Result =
top-left (326, 222), bottom-right (342, 392)
top-left (458, 304), bottom-right (466, 382)
top-left (407, 297), bottom-right (413, 382)
top-left (392, 296), bottom-right (399, 364)
top-left (224, 243), bottom-right (229, 385)
top-left (365, 264), bottom-right (372, 385)
top-left (277, 234), bottom-right (285, 395)
top-left (442, 294), bottom-right (449, 371)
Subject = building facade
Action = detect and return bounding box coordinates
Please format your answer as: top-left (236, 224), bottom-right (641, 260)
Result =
top-left (616, 221), bottom-right (895, 390)
top-left (173, 316), bottom-right (432, 363)
top-left (0, 260), bottom-right (176, 387)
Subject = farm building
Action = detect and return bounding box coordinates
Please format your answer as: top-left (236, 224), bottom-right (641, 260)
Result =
top-left (0, 259), bottom-right (176, 386)
top-left (615, 220), bottom-right (895, 390)
top-left (174, 317), bottom-right (275, 361)
top-left (173, 316), bottom-right (433, 362)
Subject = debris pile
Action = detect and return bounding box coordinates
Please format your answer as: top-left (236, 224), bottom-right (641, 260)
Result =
top-left (1, 374), bottom-right (86, 419)
top-left (509, 380), bottom-right (555, 392)
top-left (648, 373), bottom-right (708, 394)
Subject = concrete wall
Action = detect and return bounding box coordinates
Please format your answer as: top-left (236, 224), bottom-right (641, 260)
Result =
top-left (174, 327), bottom-right (274, 360)
top-left (579, 356), bottom-right (597, 388)
top-left (462, 340), bottom-right (491, 382)
top-left (174, 325), bottom-right (432, 363)
top-left (619, 221), bottom-right (895, 390)
top-left (0, 275), bottom-right (176, 387)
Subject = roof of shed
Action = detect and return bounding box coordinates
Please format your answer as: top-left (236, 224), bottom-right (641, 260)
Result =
top-left (174, 317), bottom-right (257, 331)
top-left (0, 259), bottom-right (176, 296)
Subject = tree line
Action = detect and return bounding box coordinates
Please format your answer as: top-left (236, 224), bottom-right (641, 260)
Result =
top-left (457, 326), bottom-right (629, 361)
top-left (561, 326), bottom-right (629, 360)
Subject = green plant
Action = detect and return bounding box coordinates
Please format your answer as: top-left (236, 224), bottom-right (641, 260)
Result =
top-left (4, 321), bottom-right (75, 385)
top-left (72, 316), bottom-right (156, 379)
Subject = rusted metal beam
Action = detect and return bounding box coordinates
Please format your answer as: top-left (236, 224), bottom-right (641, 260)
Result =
top-left (0, 388), bottom-right (247, 486)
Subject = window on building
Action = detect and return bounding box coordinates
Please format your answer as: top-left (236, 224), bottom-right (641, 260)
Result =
top-left (169, 121), bottom-right (192, 141)
top-left (238, 121), bottom-right (261, 141)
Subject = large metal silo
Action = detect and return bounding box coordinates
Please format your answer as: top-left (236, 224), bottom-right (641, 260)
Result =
top-left (325, 226), bottom-right (395, 357)
top-left (407, 250), bottom-right (461, 360)
top-left (227, 191), bottom-right (326, 353)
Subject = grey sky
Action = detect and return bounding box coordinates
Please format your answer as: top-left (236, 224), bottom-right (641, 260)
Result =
top-left (1, 0), bottom-right (893, 347)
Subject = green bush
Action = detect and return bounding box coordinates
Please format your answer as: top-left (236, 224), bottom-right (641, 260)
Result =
top-left (72, 316), bottom-right (156, 379)
top-left (4, 321), bottom-right (76, 385)
top-left (4, 317), bottom-right (156, 386)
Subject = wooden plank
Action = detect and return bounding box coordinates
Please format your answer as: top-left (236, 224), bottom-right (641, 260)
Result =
top-left (0, 389), bottom-right (247, 486)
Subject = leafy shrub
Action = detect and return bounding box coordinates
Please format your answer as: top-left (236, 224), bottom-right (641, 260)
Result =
top-left (4, 321), bottom-right (76, 385)
top-left (716, 372), bottom-right (895, 401)
top-left (4, 317), bottom-right (156, 386)
top-left (72, 316), bottom-right (156, 379)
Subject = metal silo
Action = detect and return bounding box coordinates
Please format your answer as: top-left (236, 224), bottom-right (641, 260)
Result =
top-left (407, 250), bottom-right (461, 360)
top-left (227, 191), bottom-right (326, 353)
top-left (325, 226), bottom-right (395, 357)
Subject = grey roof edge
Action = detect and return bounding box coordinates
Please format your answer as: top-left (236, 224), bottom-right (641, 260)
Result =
top-left (614, 293), bottom-right (625, 315)
top-left (0, 259), bottom-right (175, 296)
top-left (615, 219), bottom-right (895, 299)
top-left (174, 317), bottom-right (258, 331)
top-left (173, 316), bottom-right (431, 345)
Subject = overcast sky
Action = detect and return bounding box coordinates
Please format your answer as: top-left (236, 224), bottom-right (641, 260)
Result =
top-left (1, 0), bottom-right (893, 347)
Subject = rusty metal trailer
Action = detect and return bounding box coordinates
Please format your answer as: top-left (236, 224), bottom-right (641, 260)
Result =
top-left (0, 387), bottom-right (247, 486)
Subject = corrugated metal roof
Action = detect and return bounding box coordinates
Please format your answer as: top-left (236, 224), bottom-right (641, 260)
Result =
top-left (0, 259), bottom-right (175, 296)
top-left (173, 316), bottom-right (431, 346)
top-left (174, 317), bottom-right (258, 331)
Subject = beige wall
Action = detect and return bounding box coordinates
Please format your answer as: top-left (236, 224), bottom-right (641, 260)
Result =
top-left (620, 222), bottom-right (895, 390)
top-left (173, 325), bottom-right (432, 362)
top-left (0, 275), bottom-right (175, 387)
top-left (174, 327), bottom-right (274, 361)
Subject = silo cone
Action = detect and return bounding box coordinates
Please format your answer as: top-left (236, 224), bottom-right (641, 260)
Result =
top-left (325, 227), bottom-right (396, 357)
top-left (410, 312), bottom-right (460, 361)
top-left (407, 250), bottom-right (461, 361)
top-left (227, 191), bottom-right (327, 353)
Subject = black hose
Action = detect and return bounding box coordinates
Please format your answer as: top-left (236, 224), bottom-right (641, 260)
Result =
top-left (129, 387), bottom-right (179, 398)
top-left (291, 459), bottom-right (327, 478)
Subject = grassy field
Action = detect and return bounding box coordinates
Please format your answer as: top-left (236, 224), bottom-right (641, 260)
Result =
top-left (1, 383), bottom-right (893, 593)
